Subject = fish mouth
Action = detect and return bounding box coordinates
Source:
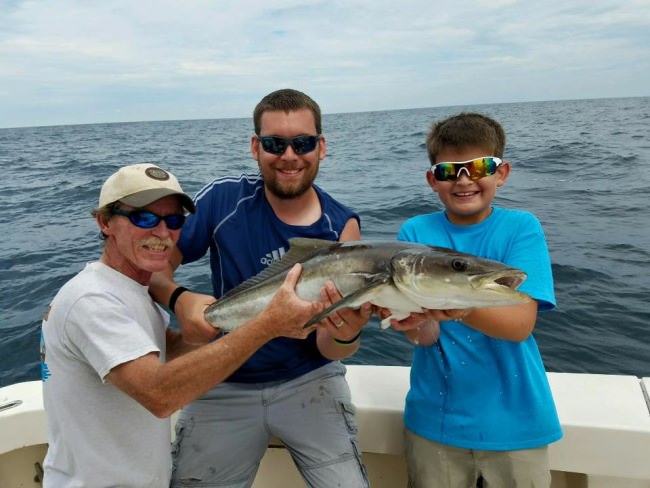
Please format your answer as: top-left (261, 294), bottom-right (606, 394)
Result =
top-left (472, 271), bottom-right (527, 291)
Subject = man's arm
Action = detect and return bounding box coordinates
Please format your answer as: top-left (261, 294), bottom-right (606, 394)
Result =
top-left (338, 217), bottom-right (360, 242)
top-left (165, 328), bottom-right (198, 361)
top-left (149, 246), bottom-right (220, 344)
top-left (108, 264), bottom-right (322, 418)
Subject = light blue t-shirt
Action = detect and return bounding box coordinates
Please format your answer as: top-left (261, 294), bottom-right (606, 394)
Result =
top-left (397, 207), bottom-right (562, 450)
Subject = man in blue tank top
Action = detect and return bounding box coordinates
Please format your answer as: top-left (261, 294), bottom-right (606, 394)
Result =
top-left (150, 89), bottom-right (372, 487)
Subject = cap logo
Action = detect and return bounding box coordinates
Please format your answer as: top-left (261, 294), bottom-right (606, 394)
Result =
top-left (145, 167), bottom-right (170, 181)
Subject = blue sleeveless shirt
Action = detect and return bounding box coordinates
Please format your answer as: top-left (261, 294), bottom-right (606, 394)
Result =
top-left (178, 173), bottom-right (360, 383)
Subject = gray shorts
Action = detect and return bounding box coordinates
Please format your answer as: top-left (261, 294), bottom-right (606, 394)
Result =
top-left (171, 361), bottom-right (369, 488)
top-left (404, 429), bottom-right (551, 488)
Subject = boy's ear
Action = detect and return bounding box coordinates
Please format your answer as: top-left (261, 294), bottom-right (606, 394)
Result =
top-left (496, 161), bottom-right (511, 187)
top-left (426, 169), bottom-right (439, 192)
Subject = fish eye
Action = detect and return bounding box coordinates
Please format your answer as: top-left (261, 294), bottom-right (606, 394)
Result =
top-left (450, 258), bottom-right (468, 272)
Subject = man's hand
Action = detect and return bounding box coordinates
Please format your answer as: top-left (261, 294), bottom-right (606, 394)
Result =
top-left (259, 264), bottom-right (324, 340)
top-left (174, 291), bottom-right (220, 345)
top-left (314, 281), bottom-right (372, 360)
top-left (318, 281), bottom-right (372, 342)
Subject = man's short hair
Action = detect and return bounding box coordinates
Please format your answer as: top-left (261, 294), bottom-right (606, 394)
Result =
top-left (253, 89), bottom-right (322, 135)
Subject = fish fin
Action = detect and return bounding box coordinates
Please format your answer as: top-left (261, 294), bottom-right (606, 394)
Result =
top-left (221, 238), bottom-right (340, 299)
top-left (288, 237), bottom-right (341, 251)
top-left (303, 275), bottom-right (391, 328)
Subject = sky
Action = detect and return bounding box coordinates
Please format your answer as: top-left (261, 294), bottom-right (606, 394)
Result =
top-left (1, 0), bottom-right (648, 128)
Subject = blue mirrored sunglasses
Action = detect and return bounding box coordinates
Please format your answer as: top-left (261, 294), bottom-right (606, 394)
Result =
top-left (258, 135), bottom-right (320, 155)
top-left (111, 208), bottom-right (185, 230)
top-left (431, 157), bottom-right (503, 181)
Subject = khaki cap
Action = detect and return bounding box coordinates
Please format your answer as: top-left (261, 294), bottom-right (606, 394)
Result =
top-left (98, 163), bottom-right (195, 213)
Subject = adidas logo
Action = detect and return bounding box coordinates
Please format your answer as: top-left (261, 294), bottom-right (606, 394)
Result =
top-left (260, 247), bottom-right (286, 266)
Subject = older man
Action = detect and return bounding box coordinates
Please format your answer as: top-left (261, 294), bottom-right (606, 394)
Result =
top-left (40, 163), bottom-right (322, 487)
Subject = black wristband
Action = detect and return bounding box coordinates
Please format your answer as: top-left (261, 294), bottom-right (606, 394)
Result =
top-left (333, 331), bottom-right (361, 345)
top-left (168, 286), bottom-right (189, 313)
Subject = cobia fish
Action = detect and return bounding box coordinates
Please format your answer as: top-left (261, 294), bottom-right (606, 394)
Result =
top-left (204, 238), bottom-right (531, 331)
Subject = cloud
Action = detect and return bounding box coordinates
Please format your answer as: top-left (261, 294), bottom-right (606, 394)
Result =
top-left (0, 0), bottom-right (648, 127)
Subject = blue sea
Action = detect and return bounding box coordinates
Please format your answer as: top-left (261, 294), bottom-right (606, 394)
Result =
top-left (1, 96), bottom-right (649, 388)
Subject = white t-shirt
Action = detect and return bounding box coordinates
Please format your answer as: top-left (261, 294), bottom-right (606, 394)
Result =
top-left (41, 261), bottom-right (171, 487)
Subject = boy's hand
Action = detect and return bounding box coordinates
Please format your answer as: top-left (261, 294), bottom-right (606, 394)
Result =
top-left (389, 308), bottom-right (472, 330)
top-left (386, 311), bottom-right (438, 346)
top-left (386, 308), bottom-right (473, 347)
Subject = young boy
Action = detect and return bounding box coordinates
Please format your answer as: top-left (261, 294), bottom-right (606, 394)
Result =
top-left (395, 112), bottom-right (562, 487)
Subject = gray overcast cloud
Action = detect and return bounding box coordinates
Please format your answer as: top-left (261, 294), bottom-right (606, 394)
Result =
top-left (1, 0), bottom-right (648, 128)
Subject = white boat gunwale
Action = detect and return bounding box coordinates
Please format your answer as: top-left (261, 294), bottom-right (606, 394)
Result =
top-left (2, 366), bottom-right (650, 487)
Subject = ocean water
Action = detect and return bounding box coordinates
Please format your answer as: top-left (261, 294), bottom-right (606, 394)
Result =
top-left (1, 96), bottom-right (649, 388)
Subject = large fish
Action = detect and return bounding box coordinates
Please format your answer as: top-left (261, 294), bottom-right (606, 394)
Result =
top-left (204, 238), bottom-right (531, 331)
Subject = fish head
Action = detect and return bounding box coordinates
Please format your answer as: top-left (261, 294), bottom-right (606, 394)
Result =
top-left (391, 245), bottom-right (531, 310)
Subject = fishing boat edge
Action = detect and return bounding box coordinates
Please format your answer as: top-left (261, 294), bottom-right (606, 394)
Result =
top-left (1, 366), bottom-right (650, 487)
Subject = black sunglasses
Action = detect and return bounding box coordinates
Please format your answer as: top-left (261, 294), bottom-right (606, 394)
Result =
top-left (257, 135), bottom-right (320, 155)
top-left (111, 208), bottom-right (185, 230)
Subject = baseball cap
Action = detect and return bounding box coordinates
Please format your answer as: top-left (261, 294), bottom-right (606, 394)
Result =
top-left (98, 163), bottom-right (195, 213)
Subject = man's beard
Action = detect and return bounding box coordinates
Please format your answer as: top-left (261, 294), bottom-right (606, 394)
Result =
top-left (265, 171), bottom-right (317, 199)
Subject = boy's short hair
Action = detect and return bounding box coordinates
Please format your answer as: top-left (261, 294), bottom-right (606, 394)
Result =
top-left (426, 112), bottom-right (506, 164)
top-left (253, 88), bottom-right (322, 135)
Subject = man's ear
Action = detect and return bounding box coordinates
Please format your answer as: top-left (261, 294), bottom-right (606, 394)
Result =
top-left (96, 213), bottom-right (111, 236)
top-left (318, 135), bottom-right (327, 161)
top-left (250, 135), bottom-right (260, 161)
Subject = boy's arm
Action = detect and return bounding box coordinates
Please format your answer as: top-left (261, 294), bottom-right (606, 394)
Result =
top-left (461, 214), bottom-right (551, 341)
top-left (459, 301), bottom-right (538, 342)
top-left (389, 301), bottom-right (538, 343)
